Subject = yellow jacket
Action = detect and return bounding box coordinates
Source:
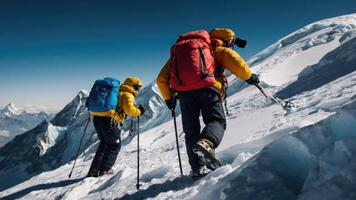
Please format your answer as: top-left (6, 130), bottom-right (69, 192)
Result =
top-left (157, 39), bottom-right (252, 100)
top-left (90, 77), bottom-right (142, 123)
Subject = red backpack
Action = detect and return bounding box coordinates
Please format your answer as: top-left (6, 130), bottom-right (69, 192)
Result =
top-left (170, 30), bottom-right (216, 91)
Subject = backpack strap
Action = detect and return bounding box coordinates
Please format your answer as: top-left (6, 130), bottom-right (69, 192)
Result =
top-left (199, 48), bottom-right (207, 79)
top-left (214, 65), bottom-right (224, 78)
top-left (199, 48), bottom-right (214, 79)
top-left (172, 55), bottom-right (184, 85)
top-left (110, 117), bottom-right (119, 129)
top-left (114, 94), bottom-right (127, 123)
top-left (214, 65), bottom-right (229, 115)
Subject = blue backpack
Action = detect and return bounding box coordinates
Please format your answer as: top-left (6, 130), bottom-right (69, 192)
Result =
top-left (86, 77), bottom-right (120, 112)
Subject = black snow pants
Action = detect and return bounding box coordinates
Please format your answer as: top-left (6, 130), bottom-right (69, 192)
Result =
top-left (88, 116), bottom-right (121, 175)
top-left (178, 88), bottom-right (226, 170)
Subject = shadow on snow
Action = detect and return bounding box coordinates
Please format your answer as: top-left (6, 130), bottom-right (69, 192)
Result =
top-left (117, 176), bottom-right (194, 200)
top-left (0, 178), bottom-right (84, 200)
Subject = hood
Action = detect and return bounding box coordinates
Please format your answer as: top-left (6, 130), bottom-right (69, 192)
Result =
top-left (120, 77), bottom-right (143, 96)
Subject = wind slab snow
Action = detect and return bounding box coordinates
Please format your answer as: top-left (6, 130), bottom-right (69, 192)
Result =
top-left (0, 13), bottom-right (356, 200)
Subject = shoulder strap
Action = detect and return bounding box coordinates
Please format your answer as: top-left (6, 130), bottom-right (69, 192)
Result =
top-left (172, 52), bottom-right (184, 85)
top-left (199, 48), bottom-right (208, 79)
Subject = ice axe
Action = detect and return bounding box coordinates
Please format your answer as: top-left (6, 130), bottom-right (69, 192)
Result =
top-left (255, 84), bottom-right (295, 111)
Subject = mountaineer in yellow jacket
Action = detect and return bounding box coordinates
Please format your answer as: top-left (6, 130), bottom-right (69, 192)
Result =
top-left (157, 28), bottom-right (260, 178)
top-left (87, 77), bottom-right (145, 177)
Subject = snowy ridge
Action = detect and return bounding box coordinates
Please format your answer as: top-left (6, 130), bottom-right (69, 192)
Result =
top-left (276, 35), bottom-right (356, 98)
top-left (227, 13), bottom-right (356, 93)
top-left (0, 14), bottom-right (356, 200)
top-left (248, 13), bottom-right (356, 67)
top-left (36, 124), bottom-right (67, 157)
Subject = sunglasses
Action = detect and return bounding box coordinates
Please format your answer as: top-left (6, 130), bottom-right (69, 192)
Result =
top-left (134, 84), bottom-right (142, 91)
top-left (232, 37), bottom-right (247, 48)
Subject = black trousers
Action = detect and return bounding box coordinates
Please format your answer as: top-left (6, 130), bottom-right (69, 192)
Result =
top-left (88, 116), bottom-right (121, 174)
top-left (178, 88), bottom-right (226, 170)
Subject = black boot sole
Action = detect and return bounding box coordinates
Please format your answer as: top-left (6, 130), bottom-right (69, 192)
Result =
top-left (193, 145), bottom-right (222, 171)
top-left (192, 173), bottom-right (208, 181)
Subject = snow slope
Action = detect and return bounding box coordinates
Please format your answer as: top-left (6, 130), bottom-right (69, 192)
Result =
top-left (0, 91), bottom-right (95, 192)
top-left (0, 13), bottom-right (356, 200)
top-left (0, 83), bottom-right (175, 192)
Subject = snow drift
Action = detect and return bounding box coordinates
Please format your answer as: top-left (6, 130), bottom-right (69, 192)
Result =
top-left (218, 96), bottom-right (356, 200)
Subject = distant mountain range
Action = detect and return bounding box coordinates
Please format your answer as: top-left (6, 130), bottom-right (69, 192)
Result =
top-left (0, 103), bottom-right (54, 147)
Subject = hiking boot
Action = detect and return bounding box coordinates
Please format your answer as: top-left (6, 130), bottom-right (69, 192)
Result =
top-left (193, 139), bottom-right (222, 171)
top-left (191, 167), bottom-right (208, 180)
top-left (99, 169), bottom-right (114, 176)
top-left (86, 170), bottom-right (99, 178)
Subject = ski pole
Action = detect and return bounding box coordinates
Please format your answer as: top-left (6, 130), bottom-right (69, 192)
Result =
top-left (172, 107), bottom-right (183, 176)
top-left (255, 84), bottom-right (295, 111)
top-left (136, 116), bottom-right (142, 190)
top-left (69, 113), bottom-right (91, 178)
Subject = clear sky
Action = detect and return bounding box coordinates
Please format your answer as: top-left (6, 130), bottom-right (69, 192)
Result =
top-left (0, 0), bottom-right (355, 111)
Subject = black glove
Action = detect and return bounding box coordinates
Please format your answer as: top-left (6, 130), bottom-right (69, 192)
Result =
top-left (138, 105), bottom-right (145, 115)
top-left (234, 37), bottom-right (247, 48)
top-left (245, 73), bottom-right (260, 85)
top-left (165, 98), bottom-right (177, 110)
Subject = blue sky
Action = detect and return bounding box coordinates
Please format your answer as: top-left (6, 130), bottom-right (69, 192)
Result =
top-left (0, 0), bottom-right (355, 111)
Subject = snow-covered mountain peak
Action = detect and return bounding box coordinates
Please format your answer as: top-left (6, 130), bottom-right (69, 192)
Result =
top-left (78, 90), bottom-right (89, 98)
top-left (1, 103), bottom-right (22, 116)
top-left (0, 103), bottom-right (55, 148)
top-left (0, 103), bottom-right (55, 116)
top-left (50, 90), bottom-right (88, 127)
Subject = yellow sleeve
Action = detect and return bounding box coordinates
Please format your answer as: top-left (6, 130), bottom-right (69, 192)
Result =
top-left (122, 93), bottom-right (141, 117)
top-left (215, 47), bottom-right (252, 80)
top-left (156, 59), bottom-right (173, 100)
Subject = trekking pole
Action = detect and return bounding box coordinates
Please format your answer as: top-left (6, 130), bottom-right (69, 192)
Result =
top-left (69, 113), bottom-right (91, 178)
top-left (172, 106), bottom-right (183, 176)
top-left (224, 98), bottom-right (229, 116)
top-left (255, 84), bottom-right (295, 111)
top-left (136, 116), bottom-right (142, 190)
top-left (223, 81), bottom-right (229, 116)
top-left (129, 117), bottom-right (134, 136)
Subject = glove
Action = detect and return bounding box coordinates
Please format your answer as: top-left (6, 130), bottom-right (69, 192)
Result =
top-left (165, 98), bottom-right (176, 110)
top-left (245, 73), bottom-right (260, 85)
top-left (138, 105), bottom-right (145, 115)
top-left (234, 37), bottom-right (247, 48)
